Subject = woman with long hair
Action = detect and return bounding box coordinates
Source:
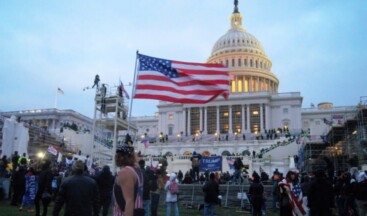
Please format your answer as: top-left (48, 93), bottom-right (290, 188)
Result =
top-left (112, 144), bottom-right (144, 216)
top-left (278, 171), bottom-right (305, 216)
top-left (249, 172), bottom-right (264, 216)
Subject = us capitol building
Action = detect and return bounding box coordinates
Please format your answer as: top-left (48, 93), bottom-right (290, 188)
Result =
top-left (1, 3), bottom-right (365, 173)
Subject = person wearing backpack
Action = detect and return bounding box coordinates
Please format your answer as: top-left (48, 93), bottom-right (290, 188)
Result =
top-left (165, 172), bottom-right (179, 216)
top-left (354, 171), bottom-right (367, 216)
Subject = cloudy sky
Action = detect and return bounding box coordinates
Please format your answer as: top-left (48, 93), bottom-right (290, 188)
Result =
top-left (1, 0), bottom-right (366, 118)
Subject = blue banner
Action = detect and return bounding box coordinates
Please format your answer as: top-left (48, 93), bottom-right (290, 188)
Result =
top-left (200, 156), bottom-right (222, 172)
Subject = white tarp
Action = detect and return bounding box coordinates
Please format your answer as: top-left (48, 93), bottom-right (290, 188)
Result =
top-left (1, 116), bottom-right (29, 158)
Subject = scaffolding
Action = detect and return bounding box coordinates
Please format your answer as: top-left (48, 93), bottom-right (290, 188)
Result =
top-left (301, 97), bottom-right (367, 173)
top-left (90, 85), bottom-right (137, 170)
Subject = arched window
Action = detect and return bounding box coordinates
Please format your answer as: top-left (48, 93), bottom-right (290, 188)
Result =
top-left (238, 58), bottom-right (241, 67)
top-left (244, 59), bottom-right (248, 66)
top-left (232, 59), bottom-right (235, 67)
top-left (256, 60), bottom-right (258, 68)
top-left (250, 59), bottom-right (253, 67)
top-left (225, 59), bottom-right (229, 67)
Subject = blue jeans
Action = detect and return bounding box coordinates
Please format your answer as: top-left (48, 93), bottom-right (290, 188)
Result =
top-left (166, 202), bottom-right (179, 216)
top-left (204, 202), bottom-right (215, 216)
top-left (143, 199), bottom-right (150, 216)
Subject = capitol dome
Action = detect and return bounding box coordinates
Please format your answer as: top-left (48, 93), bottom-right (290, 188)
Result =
top-left (207, 4), bottom-right (279, 94)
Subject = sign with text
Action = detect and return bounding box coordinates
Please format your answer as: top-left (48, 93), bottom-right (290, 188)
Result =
top-left (200, 156), bottom-right (222, 172)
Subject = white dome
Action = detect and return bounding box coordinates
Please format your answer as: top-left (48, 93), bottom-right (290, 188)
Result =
top-left (211, 28), bottom-right (266, 57)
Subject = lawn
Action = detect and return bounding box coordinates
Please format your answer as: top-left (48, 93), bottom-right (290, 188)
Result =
top-left (0, 199), bottom-right (279, 216)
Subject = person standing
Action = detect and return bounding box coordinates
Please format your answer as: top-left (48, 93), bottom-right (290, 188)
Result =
top-left (94, 165), bottom-right (114, 216)
top-left (112, 144), bottom-right (145, 216)
top-left (353, 171), bottom-right (367, 216)
top-left (202, 173), bottom-right (220, 216)
top-left (0, 155), bottom-right (11, 200)
top-left (10, 161), bottom-right (27, 206)
top-left (165, 173), bottom-right (179, 216)
top-left (19, 167), bottom-right (38, 213)
top-left (53, 160), bottom-right (100, 216)
top-left (307, 170), bottom-right (334, 216)
top-left (151, 168), bottom-right (166, 216)
top-left (139, 160), bottom-right (151, 216)
top-left (35, 159), bottom-right (53, 216)
top-left (249, 172), bottom-right (264, 216)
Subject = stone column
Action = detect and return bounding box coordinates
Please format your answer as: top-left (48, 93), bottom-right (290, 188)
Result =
top-left (187, 108), bottom-right (191, 136)
top-left (199, 107), bottom-right (203, 133)
top-left (204, 107), bottom-right (208, 134)
top-left (265, 104), bottom-right (270, 131)
top-left (229, 105), bottom-right (233, 134)
top-left (260, 104), bottom-right (264, 132)
top-left (183, 109), bottom-right (187, 136)
top-left (246, 105), bottom-right (250, 132)
top-left (241, 105), bottom-right (245, 133)
top-left (216, 106), bottom-right (220, 134)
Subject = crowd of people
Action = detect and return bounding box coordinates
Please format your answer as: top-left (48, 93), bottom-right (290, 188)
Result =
top-left (1, 147), bottom-right (367, 216)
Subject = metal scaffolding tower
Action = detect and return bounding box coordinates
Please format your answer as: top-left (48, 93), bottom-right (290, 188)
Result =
top-left (90, 85), bottom-right (137, 171)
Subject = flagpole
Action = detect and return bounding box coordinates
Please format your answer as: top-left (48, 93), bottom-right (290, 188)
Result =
top-left (127, 50), bottom-right (139, 136)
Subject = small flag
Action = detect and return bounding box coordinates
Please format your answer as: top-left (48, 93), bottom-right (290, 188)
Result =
top-left (47, 145), bottom-right (58, 156)
top-left (323, 118), bottom-right (332, 126)
top-left (57, 87), bottom-right (64, 94)
top-left (141, 140), bottom-right (150, 148)
top-left (226, 157), bottom-right (235, 171)
top-left (119, 82), bottom-right (130, 99)
top-left (57, 152), bottom-right (62, 163)
top-left (310, 103), bottom-right (315, 108)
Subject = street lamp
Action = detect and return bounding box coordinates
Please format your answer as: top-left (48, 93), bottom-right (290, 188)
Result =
top-left (37, 152), bottom-right (45, 159)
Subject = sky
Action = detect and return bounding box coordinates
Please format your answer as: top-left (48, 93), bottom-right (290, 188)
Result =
top-left (1, 0), bottom-right (366, 118)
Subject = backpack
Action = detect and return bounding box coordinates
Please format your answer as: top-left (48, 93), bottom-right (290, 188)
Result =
top-left (168, 180), bottom-right (179, 194)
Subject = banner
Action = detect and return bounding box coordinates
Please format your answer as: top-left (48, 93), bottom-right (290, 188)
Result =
top-left (332, 115), bottom-right (344, 126)
top-left (200, 156), bottom-right (222, 172)
top-left (226, 157), bottom-right (235, 171)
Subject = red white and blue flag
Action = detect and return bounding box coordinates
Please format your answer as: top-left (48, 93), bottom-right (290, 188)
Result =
top-left (119, 81), bottom-right (130, 99)
top-left (47, 145), bottom-right (58, 156)
top-left (226, 157), bottom-right (235, 171)
top-left (279, 180), bottom-right (306, 216)
top-left (57, 87), bottom-right (64, 94)
top-left (141, 139), bottom-right (150, 148)
top-left (134, 53), bottom-right (229, 104)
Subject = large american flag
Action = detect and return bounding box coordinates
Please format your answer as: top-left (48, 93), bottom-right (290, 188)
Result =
top-left (133, 54), bottom-right (229, 104)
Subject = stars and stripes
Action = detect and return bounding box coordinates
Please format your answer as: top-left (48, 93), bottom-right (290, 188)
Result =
top-left (279, 180), bottom-right (306, 216)
top-left (47, 145), bottom-right (58, 156)
top-left (133, 53), bottom-right (229, 104)
top-left (57, 87), bottom-right (64, 94)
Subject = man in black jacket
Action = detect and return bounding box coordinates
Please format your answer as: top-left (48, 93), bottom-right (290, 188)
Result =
top-left (202, 173), bottom-right (220, 216)
top-left (35, 159), bottom-right (53, 216)
top-left (53, 160), bottom-right (100, 216)
top-left (308, 169), bottom-right (334, 216)
top-left (93, 165), bottom-right (114, 216)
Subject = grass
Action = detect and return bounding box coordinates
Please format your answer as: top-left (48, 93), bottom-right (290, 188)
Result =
top-left (0, 199), bottom-right (279, 216)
